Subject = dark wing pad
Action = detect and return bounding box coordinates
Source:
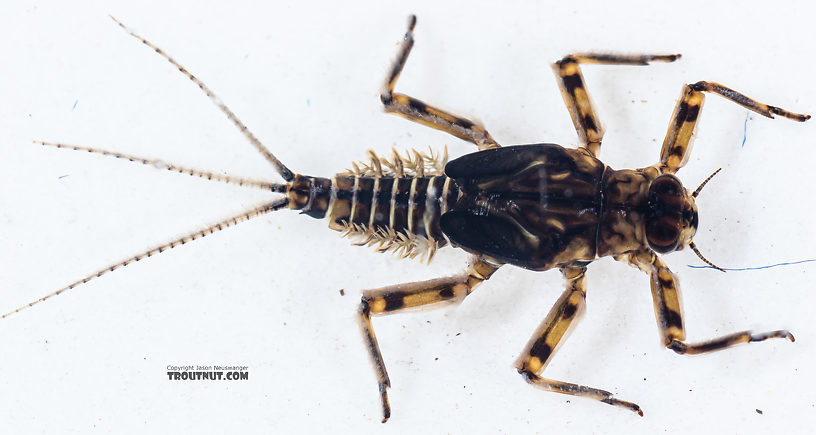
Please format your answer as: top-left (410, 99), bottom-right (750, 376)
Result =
top-left (442, 144), bottom-right (605, 270)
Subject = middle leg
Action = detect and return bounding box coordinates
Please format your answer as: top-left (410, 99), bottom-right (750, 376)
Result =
top-left (553, 53), bottom-right (680, 157)
top-left (516, 265), bottom-right (643, 415)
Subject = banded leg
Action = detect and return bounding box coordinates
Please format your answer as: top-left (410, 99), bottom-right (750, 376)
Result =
top-left (358, 256), bottom-right (500, 422)
top-left (515, 266), bottom-right (642, 415)
top-left (660, 81), bottom-right (810, 173)
top-left (616, 249), bottom-right (794, 354)
top-left (554, 53), bottom-right (680, 157)
top-left (381, 16), bottom-right (499, 150)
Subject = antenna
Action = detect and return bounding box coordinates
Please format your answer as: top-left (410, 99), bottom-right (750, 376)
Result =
top-left (692, 168), bottom-right (722, 198)
top-left (689, 241), bottom-right (725, 273)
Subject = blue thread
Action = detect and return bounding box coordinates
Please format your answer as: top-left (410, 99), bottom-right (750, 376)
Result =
top-left (740, 112), bottom-right (750, 147)
top-left (688, 258), bottom-right (816, 271)
top-left (72, 100), bottom-right (78, 111)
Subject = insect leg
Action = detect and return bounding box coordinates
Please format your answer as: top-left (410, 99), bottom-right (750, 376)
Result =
top-left (516, 266), bottom-right (643, 415)
top-left (616, 250), bottom-right (795, 354)
top-left (554, 53), bottom-right (680, 158)
top-left (358, 256), bottom-right (500, 422)
top-left (660, 81), bottom-right (810, 173)
top-left (381, 16), bottom-right (500, 150)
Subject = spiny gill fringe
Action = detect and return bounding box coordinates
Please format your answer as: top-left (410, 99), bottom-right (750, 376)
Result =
top-left (343, 146), bottom-right (448, 177)
top-left (36, 141), bottom-right (287, 192)
top-left (1, 198), bottom-right (289, 320)
top-left (340, 221), bottom-right (438, 263)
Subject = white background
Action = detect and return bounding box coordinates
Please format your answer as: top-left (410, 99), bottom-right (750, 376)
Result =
top-left (1, 1), bottom-right (814, 434)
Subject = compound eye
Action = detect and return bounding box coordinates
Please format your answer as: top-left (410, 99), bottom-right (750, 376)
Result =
top-left (646, 215), bottom-right (680, 253)
top-left (649, 175), bottom-right (683, 205)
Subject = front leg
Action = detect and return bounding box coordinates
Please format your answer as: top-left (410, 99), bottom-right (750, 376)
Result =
top-left (358, 256), bottom-right (500, 422)
top-left (616, 249), bottom-right (794, 354)
top-left (660, 82), bottom-right (809, 173)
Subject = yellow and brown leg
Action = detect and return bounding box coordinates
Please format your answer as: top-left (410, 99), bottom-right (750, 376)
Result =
top-left (359, 256), bottom-right (499, 422)
top-left (660, 81), bottom-right (810, 173)
top-left (515, 266), bottom-right (643, 415)
top-left (554, 53), bottom-right (680, 157)
top-left (616, 249), bottom-right (794, 354)
top-left (380, 16), bottom-right (499, 150)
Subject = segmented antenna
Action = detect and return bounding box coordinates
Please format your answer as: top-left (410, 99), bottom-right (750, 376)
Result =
top-left (689, 168), bottom-right (725, 272)
top-left (35, 141), bottom-right (287, 192)
top-left (108, 15), bottom-right (294, 182)
top-left (692, 168), bottom-right (722, 198)
top-left (1, 198), bottom-right (289, 320)
top-left (689, 241), bottom-right (725, 273)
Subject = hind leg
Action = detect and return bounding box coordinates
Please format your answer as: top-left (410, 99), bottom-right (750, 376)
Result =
top-left (380, 16), bottom-right (499, 150)
top-left (358, 256), bottom-right (500, 422)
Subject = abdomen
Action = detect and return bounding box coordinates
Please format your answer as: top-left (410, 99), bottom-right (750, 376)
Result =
top-left (287, 173), bottom-right (459, 258)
